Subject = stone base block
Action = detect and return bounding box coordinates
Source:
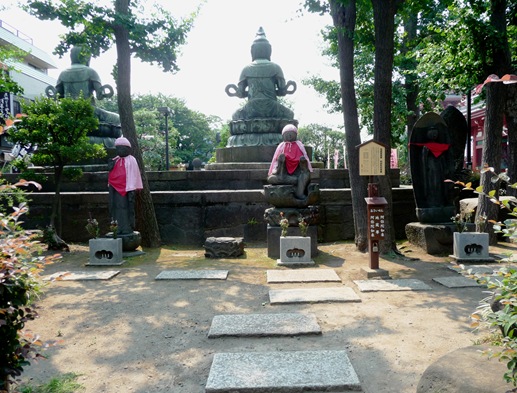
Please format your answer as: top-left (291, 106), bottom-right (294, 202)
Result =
top-left (361, 267), bottom-right (390, 279)
top-left (204, 237), bottom-right (244, 258)
top-left (267, 225), bottom-right (318, 259)
top-left (277, 236), bottom-right (314, 266)
top-left (450, 232), bottom-right (494, 262)
top-left (88, 238), bottom-right (124, 265)
top-left (405, 222), bottom-right (455, 255)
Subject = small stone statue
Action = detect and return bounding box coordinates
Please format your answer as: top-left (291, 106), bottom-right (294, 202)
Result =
top-left (268, 124), bottom-right (313, 199)
top-left (107, 137), bottom-right (143, 235)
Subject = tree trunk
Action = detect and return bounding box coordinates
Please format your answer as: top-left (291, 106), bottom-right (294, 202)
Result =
top-left (402, 13), bottom-right (419, 134)
top-left (477, 0), bottom-right (512, 243)
top-left (505, 84), bottom-right (517, 197)
top-left (371, 0), bottom-right (400, 253)
top-left (329, 0), bottom-right (368, 252)
top-left (50, 164), bottom-right (63, 233)
top-left (113, 0), bottom-right (161, 248)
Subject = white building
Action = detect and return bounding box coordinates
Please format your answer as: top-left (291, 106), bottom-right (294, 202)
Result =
top-left (0, 18), bottom-right (57, 161)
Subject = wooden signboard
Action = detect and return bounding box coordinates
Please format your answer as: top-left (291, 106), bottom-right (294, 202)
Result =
top-left (358, 140), bottom-right (386, 176)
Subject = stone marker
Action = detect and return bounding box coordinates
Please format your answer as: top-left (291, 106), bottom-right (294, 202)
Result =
top-left (205, 350), bottom-right (361, 392)
top-left (354, 278), bottom-right (431, 292)
top-left (432, 276), bottom-right (483, 288)
top-left (269, 287), bottom-right (361, 304)
top-left (208, 313), bottom-right (321, 338)
top-left (44, 270), bottom-right (120, 281)
top-left (204, 237), bottom-right (244, 258)
top-left (266, 269), bottom-right (341, 283)
top-left (155, 270), bottom-right (228, 280)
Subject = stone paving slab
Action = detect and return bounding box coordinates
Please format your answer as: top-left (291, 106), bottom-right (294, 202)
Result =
top-left (266, 269), bottom-right (341, 283)
top-left (269, 287), bottom-right (361, 304)
top-left (44, 271), bottom-right (120, 281)
top-left (208, 313), bottom-right (321, 338)
top-left (448, 264), bottom-right (517, 276)
top-left (354, 278), bottom-right (431, 292)
top-left (205, 350), bottom-right (361, 392)
top-left (155, 270), bottom-right (228, 280)
top-left (432, 276), bottom-right (484, 288)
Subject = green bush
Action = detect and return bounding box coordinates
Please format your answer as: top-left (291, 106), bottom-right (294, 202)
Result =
top-left (0, 180), bottom-right (60, 392)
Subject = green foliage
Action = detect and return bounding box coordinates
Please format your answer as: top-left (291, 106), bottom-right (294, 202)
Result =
top-left (298, 124), bottom-right (345, 168)
top-left (0, 46), bottom-right (25, 96)
top-left (20, 372), bottom-right (84, 393)
top-left (0, 180), bottom-right (61, 391)
top-left (9, 97), bottom-right (105, 168)
top-left (24, 0), bottom-right (195, 73)
top-left (0, 177), bottom-right (28, 213)
top-left (98, 93), bottom-right (220, 167)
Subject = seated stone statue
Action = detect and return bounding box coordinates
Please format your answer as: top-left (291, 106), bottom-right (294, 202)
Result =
top-left (46, 45), bottom-right (121, 151)
top-left (225, 27), bottom-right (297, 147)
top-left (268, 124), bottom-right (313, 199)
top-left (107, 137), bottom-right (143, 236)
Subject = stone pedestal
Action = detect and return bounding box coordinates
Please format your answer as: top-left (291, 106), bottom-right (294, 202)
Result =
top-left (204, 237), bottom-right (244, 258)
top-left (405, 222), bottom-right (455, 255)
top-left (268, 226), bottom-right (318, 259)
top-left (450, 232), bottom-right (494, 262)
top-left (106, 231), bottom-right (141, 252)
top-left (277, 236), bottom-right (314, 266)
top-left (88, 238), bottom-right (124, 265)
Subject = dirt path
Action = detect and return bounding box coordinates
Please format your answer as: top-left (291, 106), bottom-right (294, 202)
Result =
top-left (18, 241), bottom-right (508, 393)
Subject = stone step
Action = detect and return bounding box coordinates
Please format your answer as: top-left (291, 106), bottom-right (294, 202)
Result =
top-left (353, 278), bottom-right (431, 292)
top-left (155, 270), bottom-right (228, 280)
top-left (205, 350), bottom-right (361, 392)
top-left (269, 287), bottom-right (361, 304)
top-left (432, 276), bottom-right (483, 288)
top-left (266, 268), bottom-right (341, 283)
top-left (208, 313), bottom-right (321, 338)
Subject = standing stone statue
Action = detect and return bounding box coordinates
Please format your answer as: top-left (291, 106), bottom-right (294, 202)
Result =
top-left (46, 45), bottom-right (122, 151)
top-left (225, 27), bottom-right (297, 147)
top-left (108, 137), bottom-right (143, 250)
top-left (409, 112), bottom-right (455, 223)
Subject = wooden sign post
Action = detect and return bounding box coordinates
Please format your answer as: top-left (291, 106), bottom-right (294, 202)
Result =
top-left (357, 140), bottom-right (388, 271)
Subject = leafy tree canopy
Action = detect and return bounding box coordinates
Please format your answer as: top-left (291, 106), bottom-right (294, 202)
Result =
top-left (23, 0), bottom-right (196, 73)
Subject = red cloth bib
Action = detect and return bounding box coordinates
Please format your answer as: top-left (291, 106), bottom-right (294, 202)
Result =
top-left (284, 142), bottom-right (303, 174)
top-left (108, 157), bottom-right (127, 196)
top-left (411, 142), bottom-right (450, 157)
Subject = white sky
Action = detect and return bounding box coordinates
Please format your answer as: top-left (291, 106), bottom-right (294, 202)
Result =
top-left (1, 0), bottom-right (344, 128)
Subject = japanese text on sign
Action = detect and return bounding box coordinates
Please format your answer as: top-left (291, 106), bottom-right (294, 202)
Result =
top-left (358, 140), bottom-right (386, 176)
top-left (368, 207), bottom-right (385, 240)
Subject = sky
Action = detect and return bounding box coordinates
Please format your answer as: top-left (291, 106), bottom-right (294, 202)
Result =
top-left (1, 0), bottom-right (344, 128)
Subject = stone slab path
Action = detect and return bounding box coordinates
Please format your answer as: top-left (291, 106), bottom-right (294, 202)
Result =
top-left (155, 270), bottom-right (229, 280)
top-left (354, 278), bottom-right (432, 292)
top-left (432, 276), bottom-right (483, 288)
top-left (43, 270), bottom-right (120, 281)
top-left (266, 268), bottom-right (341, 283)
top-left (207, 313), bottom-right (322, 338)
top-left (205, 350), bottom-right (362, 393)
top-left (269, 287), bottom-right (361, 304)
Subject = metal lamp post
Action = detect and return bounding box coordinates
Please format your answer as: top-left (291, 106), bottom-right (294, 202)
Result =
top-left (157, 106), bottom-right (172, 170)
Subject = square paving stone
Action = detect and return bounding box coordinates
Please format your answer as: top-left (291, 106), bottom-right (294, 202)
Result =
top-left (208, 313), bottom-right (321, 338)
top-left (205, 350), bottom-right (361, 392)
top-left (44, 271), bottom-right (120, 281)
top-left (155, 270), bottom-right (228, 280)
top-left (354, 278), bottom-right (431, 292)
top-left (267, 269), bottom-right (341, 283)
top-left (269, 287), bottom-right (361, 304)
top-left (432, 276), bottom-right (484, 288)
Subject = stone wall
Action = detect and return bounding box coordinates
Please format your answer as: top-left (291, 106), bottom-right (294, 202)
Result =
top-left (22, 187), bottom-right (416, 246)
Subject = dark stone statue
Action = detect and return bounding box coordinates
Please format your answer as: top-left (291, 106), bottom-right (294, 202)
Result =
top-left (225, 27), bottom-right (297, 147)
top-left (107, 137), bottom-right (143, 251)
top-left (409, 112), bottom-right (455, 223)
top-left (46, 46), bottom-right (122, 152)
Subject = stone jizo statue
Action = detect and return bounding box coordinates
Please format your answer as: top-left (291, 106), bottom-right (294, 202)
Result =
top-left (268, 124), bottom-right (313, 199)
top-left (108, 137), bottom-right (143, 235)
